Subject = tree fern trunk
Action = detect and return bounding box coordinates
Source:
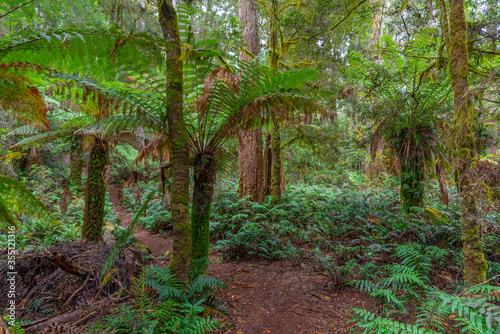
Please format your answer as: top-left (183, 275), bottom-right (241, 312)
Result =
top-left (191, 155), bottom-right (216, 264)
top-left (69, 135), bottom-right (83, 189)
top-left (158, 0), bottom-right (192, 283)
top-left (448, 0), bottom-right (487, 285)
top-left (238, 0), bottom-right (265, 204)
top-left (400, 155), bottom-right (424, 208)
top-left (82, 138), bottom-right (107, 242)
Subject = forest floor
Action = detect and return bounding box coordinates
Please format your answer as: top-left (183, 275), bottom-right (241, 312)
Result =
top-left (109, 188), bottom-right (378, 334)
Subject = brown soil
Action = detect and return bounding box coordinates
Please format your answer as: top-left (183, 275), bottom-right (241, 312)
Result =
top-left (108, 186), bottom-right (173, 258)
top-left (108, 187), bottom-right (378, 334)
top-left (210, 259), bottom-right (377, 334)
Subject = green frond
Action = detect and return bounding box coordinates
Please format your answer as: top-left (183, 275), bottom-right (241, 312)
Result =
top-left (0, 175), bottom-right (54, 229)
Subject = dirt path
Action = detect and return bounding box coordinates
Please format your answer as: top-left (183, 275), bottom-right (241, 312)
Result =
top-left (108, 186), bottom-right (173, 257)
top-left (209, 259), bottom-right (377, 334)
top-left (108, 187), bottom-right (376, 333)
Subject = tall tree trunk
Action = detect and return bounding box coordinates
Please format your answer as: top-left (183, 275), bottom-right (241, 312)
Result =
top-left (448, 0), bottom-right (487, 285)
top-left (269, 0), bottom-right (282, 205)
top-left (158, 0), bottom-right (192, 283)
top-left (370, 0), bottom-right (384, 60)
top-left (191, 154), bottom-right (216, 264)
top-left (238, 0), bottom-right (264, 203)
top-left (82, 138), bottom-right (107, 242)
top-left (69, 135), bottom-right (83, 189)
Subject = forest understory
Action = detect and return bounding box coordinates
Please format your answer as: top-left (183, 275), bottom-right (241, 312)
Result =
top-left (1, 0), bottom-right (500, 333)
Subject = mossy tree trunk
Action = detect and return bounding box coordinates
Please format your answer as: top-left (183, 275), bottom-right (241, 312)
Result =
top-left (238, 0), bottom-right (265, 204)
top-left (158, 0), bottom-right (192, 283)
top-left (191, 154), bottom-right (216, 263)
top-left (448, 0), bottom-right (487, 285)
top-left (269, 0), bottom-right (282, 206)
top-left (400, 154), bottom-right (425, 208)
top-left (69, 135), bottom-right (83, 189)
top-left (270, 122), bottom-right (281, 206)
top-left (82, 138), bottom-right (107, 242)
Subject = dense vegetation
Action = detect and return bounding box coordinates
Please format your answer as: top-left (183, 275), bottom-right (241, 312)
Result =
top-left (0, 0), bottom-right (499, 333)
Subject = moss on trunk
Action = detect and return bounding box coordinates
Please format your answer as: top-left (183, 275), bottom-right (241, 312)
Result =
top-left (158, 0), bottom-right (192, 283)
top-left (400, 155), bottom-right (425, 208)
top-left (82, 138), bottom-right (107, 242)
top-left (69, 135), bottom-right (83, 189)
top-left (191, 154), bottom-right (216, 264)
top-left (448, 0), bottom-right (487, 285)
top-left (271, 123), bottom-right (281, 206)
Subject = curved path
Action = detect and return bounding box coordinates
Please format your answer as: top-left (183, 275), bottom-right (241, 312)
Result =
top-left (108, 187), bottom-right (377, 333)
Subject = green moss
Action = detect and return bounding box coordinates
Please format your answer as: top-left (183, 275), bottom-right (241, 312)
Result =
top-left (69, 135), bottom-right (83, 189)
top-left (82, 139), bottom-right (108, 242)
top-left (190, 155), bottom-right (216, 270)
top-left (270, 124), bottom-right (281, 206)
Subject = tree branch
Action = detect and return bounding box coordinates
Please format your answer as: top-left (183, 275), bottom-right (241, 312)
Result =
top-left (329, 0), bottom-right (368, 32)
top-left (0, 0), bottom-right (36, 20)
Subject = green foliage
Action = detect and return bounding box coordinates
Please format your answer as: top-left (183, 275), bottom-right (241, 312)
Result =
top-left (92, 266), bottom-right (226, 333)
top-left (349, 244), bottom-right (500, 333)
top-left (123, 181), bottom-right (171, 231)
top-left (102, 192), bottom-right (153, 277)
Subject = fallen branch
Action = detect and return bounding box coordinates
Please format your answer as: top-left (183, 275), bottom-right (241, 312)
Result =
top-left (43, 250), bottom-right (93, 280)
top-left (23, 299), bottom-right (108, 333)
top-left (62, 273), bottom-right (91, 310)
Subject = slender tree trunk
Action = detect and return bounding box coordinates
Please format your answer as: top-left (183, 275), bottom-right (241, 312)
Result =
top-left (448, 0), bottom-right (487, 285)
top-left (191, 154), bottom-right (216, 263)
top-left (158, 0), bottom-right (192, 283)
top-left (69, 135), bottom-right (83, 189)
top-left (271, 122), bottom-right (281, 205)
top-left (269, 0), bottom-right (282, 205)
top-left (371, 0), bottom-right (384, 60)
top-left (263, 134), bottom-right (272, 196)
top-left (238, 0), bottom-right (264, 203)
top-left (82, 138), bottom-right (107, 242)
top-left (117, 0), bottom-right (123, 27)
top-left (109, 0), bottom-right (117, 26)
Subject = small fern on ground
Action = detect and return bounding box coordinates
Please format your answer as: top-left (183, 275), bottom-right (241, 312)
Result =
top-left (90, 266), bottom-right (226, 333)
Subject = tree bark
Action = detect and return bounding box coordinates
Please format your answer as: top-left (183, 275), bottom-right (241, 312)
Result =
top-left (117, 0), bottom-right (123, 27)
top-left (238, 0), bottom-right (265, 203)
top-left (269, 0), bottom-right (282, 206)
top-left (271, 123), bottom-right (281, 206)
top-left (69, 135), bottom-right (83, 189)
top-left (400, 154), bottom-right (424, 208)
top-left (158, 0), bottom-right (192, 283)
top-left (448, 0), bottom-right (487, 285)
top-left (82, 138), bottom-right (107, 242)
top-left (191, 154), bottom-right (216, 264)
top-left (370, 0), bottom-right (384, 60)
top-left (263, 134), bottom-right (272, 196)
top-left (109, 0), bottom-right (117, 26)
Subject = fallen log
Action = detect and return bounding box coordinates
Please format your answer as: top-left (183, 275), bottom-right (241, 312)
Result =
top-left (23, 299), bottom-right (109, 333)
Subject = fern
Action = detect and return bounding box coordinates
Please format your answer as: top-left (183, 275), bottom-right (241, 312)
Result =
top-left (93, 266), bottom-right (225, 333)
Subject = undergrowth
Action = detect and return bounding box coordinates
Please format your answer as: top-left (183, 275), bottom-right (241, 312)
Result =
top-left (90, 265), bottom-right (226, 334)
